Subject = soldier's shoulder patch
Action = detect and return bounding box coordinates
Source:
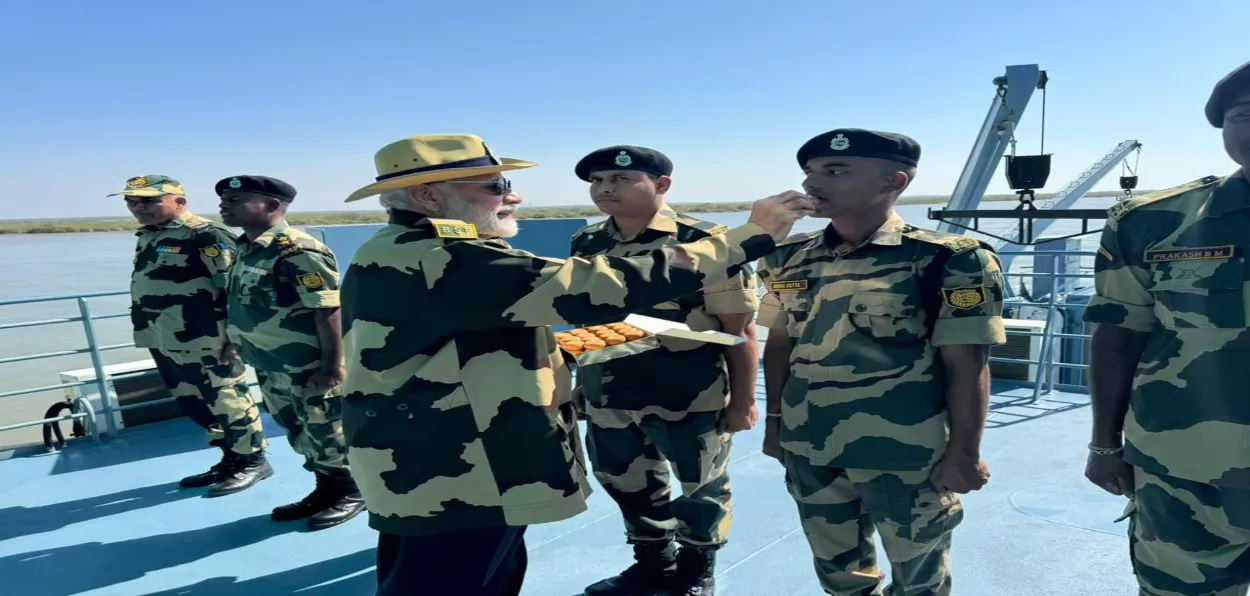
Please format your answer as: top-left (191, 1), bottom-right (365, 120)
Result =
top-left (427, 218), bottom-right (478, 239)
top-left (297, 272), bottom-right (325, 289)
top-left (942, 286), bottom-right (987, 310)
top-left (200, 244), bottom-right (224, 259)
top-left (1108, 175), bottom-right (1222, 222)
top-left (673, 215), bottom-right (729, 237)
top-left (904, 227), bottom-right (983, 254)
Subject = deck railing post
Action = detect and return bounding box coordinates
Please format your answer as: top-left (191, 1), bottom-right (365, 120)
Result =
top-left (1030, 256), bottom-right (1061, 403)
top-left (77, 297), bottom-right (118, 437)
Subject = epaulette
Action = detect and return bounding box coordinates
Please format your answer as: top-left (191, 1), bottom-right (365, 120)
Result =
top-left (186, 219), bottom-right (211, 230)
top-left (1107, 175), bottom-right (1221, 221)
top-left (902, 226), bottom-right (984, 255)
top-left (673, 215), bottom-right (730, 237)
top-left (426, 218), bottom-right (479, 240)
top-left (571, 220), bottom-right (608, 240)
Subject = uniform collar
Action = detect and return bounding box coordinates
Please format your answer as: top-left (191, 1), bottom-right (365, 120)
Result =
top-left (1207, 171), bottom-right (1250, 217)
top-left (604, 205), bottom-right (678, 240)
top-left (386, 209), bottom-right (509, 247)
top-left (137, 211), bottom-right (196, 235)
top-left (822, 211), bottom-right (908, 249)
top-left (246, 221), bottom-right (291, 247)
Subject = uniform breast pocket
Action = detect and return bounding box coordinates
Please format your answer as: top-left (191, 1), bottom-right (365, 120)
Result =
top-left (1147, 260), bottom-right (1246, 329)
top-left (155, 252), bottom-right (190, 267)
top-left (846, 292), bottom-right (927, 344)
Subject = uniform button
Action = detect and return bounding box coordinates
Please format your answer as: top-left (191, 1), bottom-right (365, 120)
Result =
top-left (856, 304), bottom-right (867, 312)
top-left (366, 410), bottom-right (377, 417)
top-left (397, 404), bottom-right (408, 411)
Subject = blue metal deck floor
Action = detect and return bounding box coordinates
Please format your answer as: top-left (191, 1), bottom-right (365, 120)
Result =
top-left (0, 379), bottom-right (1139, 595)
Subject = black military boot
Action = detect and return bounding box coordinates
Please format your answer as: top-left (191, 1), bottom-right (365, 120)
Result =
top-left (583, 540), bottom-right (679, 596)
top-left (204, 451), bottom-right (273, 497)
top-left (672, 546), bottom-right (717, 596)
top-left (179, 441), bottom-right (230, 488)
top-left (305, 475), bottom-right (367, 531)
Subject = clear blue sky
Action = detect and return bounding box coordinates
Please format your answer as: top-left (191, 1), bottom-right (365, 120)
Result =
top-left (0, 0), bottom-right (1245, 220)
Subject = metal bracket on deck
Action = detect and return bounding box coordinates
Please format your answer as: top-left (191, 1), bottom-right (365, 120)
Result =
top-left (926, 204), bottom-right (1108, 245)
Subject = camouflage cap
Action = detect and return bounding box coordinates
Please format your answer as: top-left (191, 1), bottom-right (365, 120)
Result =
top-left (107, 175), bottom-right (186, 198)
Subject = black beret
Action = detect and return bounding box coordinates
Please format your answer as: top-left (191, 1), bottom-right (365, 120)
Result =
top-left (574, 145), bottom-right (673, 182)
top-left (1205, 60), bottom-right (1250, 128)
top-left (214, 175), bottom-right (297, 202)
top-left (796, 128), bottom-right (921, 168)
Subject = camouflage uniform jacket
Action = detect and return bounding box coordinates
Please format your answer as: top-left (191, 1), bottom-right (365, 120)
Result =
top-left (339, 209), bottom-right (777, 537)
top-left (130, 211), bottom-right (238, 353)
top-left (569, 208), bottom-right (758, 413)
top-left (756, 212), bottom-right (1007, 471)
top-left (1083, 173), bottom-right (1250, 488)
top-left (226, 221), bottom-right (341, 375)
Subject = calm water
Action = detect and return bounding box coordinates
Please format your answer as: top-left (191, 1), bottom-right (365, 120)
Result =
top-left (0, 197), bottom-right (1118, 447)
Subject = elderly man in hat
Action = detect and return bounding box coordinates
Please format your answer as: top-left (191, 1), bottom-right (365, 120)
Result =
top-left (337, 133), bottom-right (815, 596)
top-left (755, 128), bottom-right (1006, 595)
top-left (569, 145), bottom-right (758, 596)
top-left (112, 175), bottom-right (270, 496)
top-left (217, 174), bottom-right (363, 530)
top-left (1083, 60), bottom-right (1250, 596)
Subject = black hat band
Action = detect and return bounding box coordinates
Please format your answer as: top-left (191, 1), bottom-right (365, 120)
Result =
top-left (375, 155), bottom-right (502, 182)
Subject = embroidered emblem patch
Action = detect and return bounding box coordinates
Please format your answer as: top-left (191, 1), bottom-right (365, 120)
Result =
top-left (942, 286), bottom-right (986, 310)
top-left (298, 273), bottom-right (324, 289)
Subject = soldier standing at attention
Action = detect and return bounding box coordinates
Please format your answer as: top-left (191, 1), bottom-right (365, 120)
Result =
top-left (755, 129), bottom-right (1007, 596)
top-left (569, 146), bottom-right (758, 596)
top-left (114, 175), bottom-right (270, 496)
top-left (336, 134), bottom-right (812, 596)
top-left (216, 175), bottom-right (364, 531)
top-left (1083, 60), bottom-right (1250, 596)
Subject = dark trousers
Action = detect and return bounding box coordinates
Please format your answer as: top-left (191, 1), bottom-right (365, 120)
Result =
top-left (376, 526), bottom-right (529, 596)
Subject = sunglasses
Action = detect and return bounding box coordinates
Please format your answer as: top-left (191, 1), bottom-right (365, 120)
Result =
top-left (439, 178), bottom-right (512, 195)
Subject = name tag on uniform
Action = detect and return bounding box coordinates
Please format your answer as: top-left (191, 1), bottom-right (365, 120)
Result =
top-left (769, 280), bottom-right (808, 292)
top-left (1144, 245), bottom-right (1235, 263)
top-left (239, 265), bottom-right (270, 276)
top-left (155, 246), bottom-right (182, 254)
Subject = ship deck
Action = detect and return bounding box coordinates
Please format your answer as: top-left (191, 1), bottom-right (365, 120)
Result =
top-left (0, 375), bottom-right (1138, 596)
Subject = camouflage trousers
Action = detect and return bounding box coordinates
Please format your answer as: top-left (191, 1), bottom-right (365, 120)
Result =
top-left (1122, 466), bottom-right (1250, 596)
top-left (256, 368), bottom-right (349, 476)
top-left (783, 452), bottom-right (963, 596)
top-left (584, 407), bottom-right (733, 548)
top-left (150, 349), bottom-right (266, 455)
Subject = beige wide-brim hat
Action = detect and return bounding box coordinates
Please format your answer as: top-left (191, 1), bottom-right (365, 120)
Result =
top-left (344, 134), bottom-right (538, 202)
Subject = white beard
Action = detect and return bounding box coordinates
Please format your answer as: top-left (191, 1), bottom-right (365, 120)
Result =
top-left (442, 197), bottom-right (519, 238)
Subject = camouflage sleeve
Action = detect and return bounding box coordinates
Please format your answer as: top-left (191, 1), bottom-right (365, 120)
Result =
top-left (931, 247), bottom-right (1008, 347)
top-left (277, 248), bottom-right (341, 309)
top-left (754, 259), bottom-right (786, 329)
top-left (434, 223), bottom-right (775, 329)
top-left (191, 227), bottom-right (238, 290)
top-left (701, 268), bottom-right (758, 315)
top-left (1081, 220), bottom-right (1155, 333)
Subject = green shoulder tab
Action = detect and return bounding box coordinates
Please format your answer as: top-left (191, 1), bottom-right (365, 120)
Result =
top-left (571, 220), bottom-right (608, 241)
top-left (1107, 175), bottom-right (1222, 221)
top-left (902, 227), bottom-right (984, 254)
top-left (426, 218), bottom-right (479, 240)
top-left (673, 215), bottom-right (730, 237)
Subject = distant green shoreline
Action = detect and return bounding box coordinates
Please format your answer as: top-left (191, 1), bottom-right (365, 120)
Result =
top-left (0, 191), bottom-right (1131, 235)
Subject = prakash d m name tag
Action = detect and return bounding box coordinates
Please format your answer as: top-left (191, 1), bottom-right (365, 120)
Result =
top-left (1144, 245), bottom-right (1236, 264)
